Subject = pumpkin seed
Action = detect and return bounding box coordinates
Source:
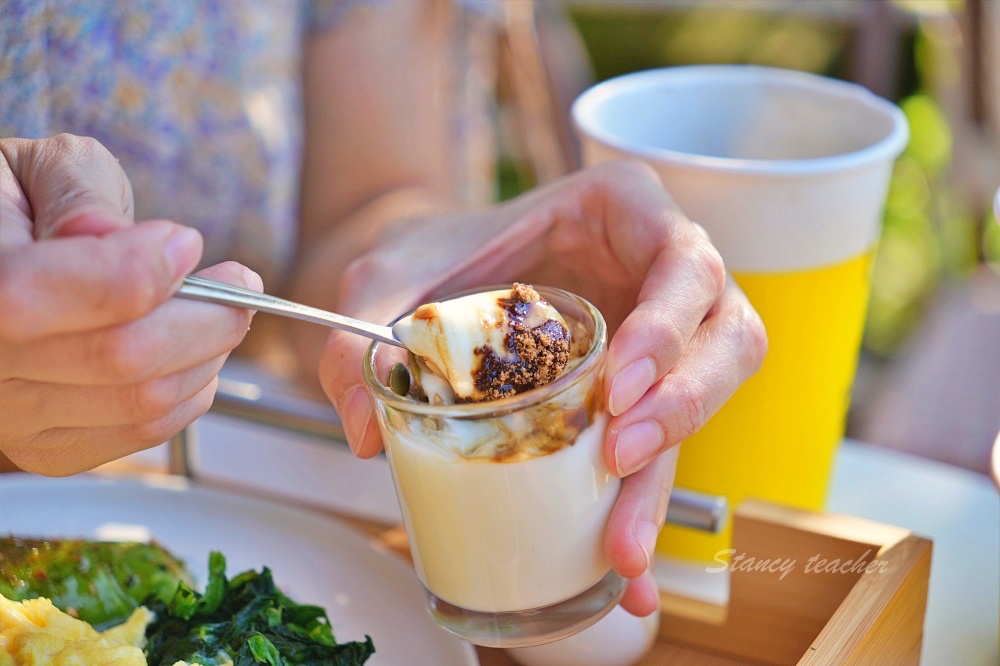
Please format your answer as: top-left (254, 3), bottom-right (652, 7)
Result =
top-left (388, 362), bottom-right (411, 396)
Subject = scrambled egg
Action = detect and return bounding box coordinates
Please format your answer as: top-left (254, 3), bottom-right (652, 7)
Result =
top-left (0, 595), bottom-right (150, 666)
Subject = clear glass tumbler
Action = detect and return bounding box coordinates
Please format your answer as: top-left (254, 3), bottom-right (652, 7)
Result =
top-left (363, 286), bottom-right (624, 648)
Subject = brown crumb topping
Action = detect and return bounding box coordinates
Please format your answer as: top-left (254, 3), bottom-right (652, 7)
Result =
top-left (467, 283), bottom-right (570, 402)
top-left (509, 282), bottom-right (540, 303)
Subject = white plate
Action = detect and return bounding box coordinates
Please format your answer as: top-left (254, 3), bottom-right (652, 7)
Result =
top-left (0, 473), bottom-right (477, 666)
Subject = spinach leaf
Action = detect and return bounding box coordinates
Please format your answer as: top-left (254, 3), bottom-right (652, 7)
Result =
top-left (145, 552), bottom-right (374, 666)
top-left (0, 537), bottom-right (191, 628)
top-left (247, 634), bottom-right (281, 665)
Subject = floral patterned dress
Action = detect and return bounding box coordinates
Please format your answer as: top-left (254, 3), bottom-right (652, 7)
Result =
top-left (0, 0), bottom-right (381, 285)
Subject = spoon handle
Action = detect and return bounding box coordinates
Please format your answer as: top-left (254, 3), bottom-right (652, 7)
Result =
top-left (176, 276), bottom-right (403, 347)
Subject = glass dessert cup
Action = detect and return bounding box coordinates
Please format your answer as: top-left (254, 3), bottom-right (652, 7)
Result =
top-left (363, 286), bottom-right (624, 648)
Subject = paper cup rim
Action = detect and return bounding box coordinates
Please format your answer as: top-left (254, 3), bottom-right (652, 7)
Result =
top-left (571, 64), bottom-right (910, 177)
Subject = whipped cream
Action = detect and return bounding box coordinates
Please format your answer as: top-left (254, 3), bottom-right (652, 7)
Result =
top-left (392, 284), bottom-right (570, 404)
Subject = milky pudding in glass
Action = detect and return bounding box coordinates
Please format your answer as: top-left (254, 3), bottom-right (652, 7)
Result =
top-left (363, 285), bottom-right (623, 648)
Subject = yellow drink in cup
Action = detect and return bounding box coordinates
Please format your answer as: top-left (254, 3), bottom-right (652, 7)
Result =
top-left (572, 66), bottom-right (908, 564)
top-left (665, 252), bottom-right (874, 560)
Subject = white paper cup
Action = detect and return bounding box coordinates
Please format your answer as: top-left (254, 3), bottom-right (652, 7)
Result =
top-left (573, 65), bottom-right (908, 564)
top-left (573, 65), bottom-right (908, 272)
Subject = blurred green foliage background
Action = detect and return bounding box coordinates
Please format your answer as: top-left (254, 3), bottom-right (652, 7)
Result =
top-left (505, 0), bottom-right (999, 360)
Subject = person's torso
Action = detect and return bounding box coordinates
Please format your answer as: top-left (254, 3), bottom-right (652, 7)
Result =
top-left (0, 0), bottom-right (326, 282)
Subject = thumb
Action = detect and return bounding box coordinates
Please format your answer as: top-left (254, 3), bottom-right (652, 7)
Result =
top-left (1, 134), bottom-right (135, 238)
top-left (319, 291), bottom-right (411, 460)
top-left (0, 220), bottom-right (202, 342)
top-left (320, 327), bottom-right (391, 459)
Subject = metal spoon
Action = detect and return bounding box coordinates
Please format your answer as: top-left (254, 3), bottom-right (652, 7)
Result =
top-left (175, 275), bottom-right (403, 347)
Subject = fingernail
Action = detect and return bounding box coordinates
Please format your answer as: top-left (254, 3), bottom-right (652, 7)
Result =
top-left (341, 386), bottom-right (373, 455)
top-left (613, 420), bottom-right (663, 477)
top-left (242, 266), bottom-right (263, 293)
top-left (164, 227), bottom-right (203, 282)
top-left (609, 357), bottom-right (656, 416)
top-left (634, 521), bottom-right (660, 572)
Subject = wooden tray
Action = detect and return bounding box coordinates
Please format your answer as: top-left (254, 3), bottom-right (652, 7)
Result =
top-left (473, 499), bottom-right (933, 665)
top-left (96, 464), bottom-right (933, 665)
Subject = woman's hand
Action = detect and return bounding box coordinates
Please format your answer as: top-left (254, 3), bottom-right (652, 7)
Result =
top-left (319, 160), bottom-right (767, 615)
top-left (0, 134), bottom-right (261, 476)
